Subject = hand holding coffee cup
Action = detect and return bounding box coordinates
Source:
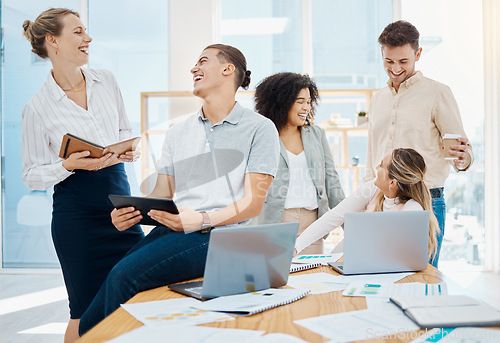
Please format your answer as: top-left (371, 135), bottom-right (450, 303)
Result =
top-left (442, 134), bottom-right (471, 169)
top-left (443, 134), bottom-right (461, 160)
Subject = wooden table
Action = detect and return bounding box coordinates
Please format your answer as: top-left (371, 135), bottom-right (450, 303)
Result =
top-left (79, 265), bottom-right (446, 342)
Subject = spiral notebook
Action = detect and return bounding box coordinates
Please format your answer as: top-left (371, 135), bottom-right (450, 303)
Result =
top-left (193, 288), bottom-right (310, 316)
top-left (290, 262), bottom-right (322, 273)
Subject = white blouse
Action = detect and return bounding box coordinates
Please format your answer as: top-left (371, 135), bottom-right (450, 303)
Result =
top-left (295, 180), bottom-right (423, 253)
top-left (284, 150), bottom-right (318, 210)
top-left (22, 68), bottom-right (133, 190)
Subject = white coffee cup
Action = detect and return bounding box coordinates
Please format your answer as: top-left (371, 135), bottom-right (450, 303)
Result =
top-left (443, 134), bottom-right (461, 160)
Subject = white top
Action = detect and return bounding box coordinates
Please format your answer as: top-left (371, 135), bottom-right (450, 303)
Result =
top-left (22, 68), bottom-right (133, 190)
top-left (284, 150), bottom-right (318, 210)
top-left (295, 180), bottom-right (423, 253)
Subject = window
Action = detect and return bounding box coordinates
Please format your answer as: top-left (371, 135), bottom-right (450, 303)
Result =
top-left (400, 0), bottom-right (486, 268)
top-left (1, 0), bottom-right (79, 268)
top-left (88, 0), bottom-right (169, 195)
top-left (221, 0), bottom-right (303, 90)
top-left (0, 0), bottom-right (169, 268)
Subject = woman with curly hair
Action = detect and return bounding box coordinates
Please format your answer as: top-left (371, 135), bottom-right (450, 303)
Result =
top-left (296, 148), bottom-right (439, 261)
top-left (252, 72), bottom-right (345, 254)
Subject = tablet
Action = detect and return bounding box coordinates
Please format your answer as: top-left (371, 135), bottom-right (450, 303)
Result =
top-left (108, 194), bottom-right (179, 227)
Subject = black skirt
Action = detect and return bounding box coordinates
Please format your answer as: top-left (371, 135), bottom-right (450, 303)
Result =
top-left (52, 163), bottom-right (144, 319)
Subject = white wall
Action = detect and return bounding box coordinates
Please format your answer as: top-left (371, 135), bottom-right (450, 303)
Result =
top-left (167, 0), bottom-right (220, 117)
top-left (483, 0), bottom-right (500, 273)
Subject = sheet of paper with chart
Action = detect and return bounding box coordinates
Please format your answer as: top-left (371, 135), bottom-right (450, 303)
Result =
top-left (287, 272), bottom-right (415, 295)
top-left (295, 308), bottom-right (419, 342)
top-left (342, 282), bottom-right (447, 298)
top-left (120, 298), bottom-right (233, 327)
top-left (292, 253), bottom-right (343, 264)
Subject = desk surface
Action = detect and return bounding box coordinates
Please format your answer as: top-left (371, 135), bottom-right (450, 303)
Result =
top-left (78, 265), bottom-right (452, 342)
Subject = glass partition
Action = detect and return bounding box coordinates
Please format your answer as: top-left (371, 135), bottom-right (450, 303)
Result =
top-left (1, 0), bottom-right (80, 268)
top-left (0, 0), bottom-right (168, 268)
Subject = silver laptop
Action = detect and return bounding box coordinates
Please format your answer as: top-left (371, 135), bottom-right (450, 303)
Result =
top-left (328, 211), bottom-right (429, 275)
top-left (169, 222), bottom-right (299, 300)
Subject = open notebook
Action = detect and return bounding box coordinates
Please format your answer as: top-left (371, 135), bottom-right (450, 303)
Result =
top-left (390, 295), bottom-right (500, 328)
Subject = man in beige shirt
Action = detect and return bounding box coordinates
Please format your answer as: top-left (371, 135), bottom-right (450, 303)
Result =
top-left (365, 20), bottom-right (473, 267)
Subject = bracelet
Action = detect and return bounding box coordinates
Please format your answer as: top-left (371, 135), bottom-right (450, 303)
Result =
top-left (199, 211), bottom-right (211, 234)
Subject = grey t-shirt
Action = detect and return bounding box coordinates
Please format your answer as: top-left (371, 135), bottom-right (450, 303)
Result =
top-left (158, 102), bottom-right (279, 216)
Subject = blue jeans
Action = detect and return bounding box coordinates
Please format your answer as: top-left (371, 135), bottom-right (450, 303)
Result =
top-left (79, 227), bottom-right (210, 335)
top-left (430, 194), bottom-right (446, 268)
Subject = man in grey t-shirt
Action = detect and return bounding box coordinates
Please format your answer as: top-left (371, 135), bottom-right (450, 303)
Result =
top-left (78, 44), bottom-right (279, 336)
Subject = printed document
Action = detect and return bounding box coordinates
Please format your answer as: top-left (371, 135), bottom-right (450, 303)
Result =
top-left (121, 298), bottom-right (233, 327)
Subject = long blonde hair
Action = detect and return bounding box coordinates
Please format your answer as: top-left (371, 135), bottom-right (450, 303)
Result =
top-left (373, 148), bottom-right (439, 259)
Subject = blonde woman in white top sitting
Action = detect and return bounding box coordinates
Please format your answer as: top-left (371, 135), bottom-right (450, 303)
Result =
top-left (296, 148), bottom-right (438, 261)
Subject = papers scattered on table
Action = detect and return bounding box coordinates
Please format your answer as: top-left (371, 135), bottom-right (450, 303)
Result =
top-left (287, 272), bottom-right (414, 295)
top-left (365, 297), bottom-right (401, 312)
top-left (107, 326), bottom-right (265, 343)
top-left (295, 308), bottom-right (419, 342)
top-left (193, 288), bottom-right (310, 316)
top-left (292, 253), bottom-right (342, 265)
top-left (120, 298), bottom-right (233, 327)
top-left (343, 282), bottom-right (447, 298)
top-left (287, 272), bottom-right (349, 294)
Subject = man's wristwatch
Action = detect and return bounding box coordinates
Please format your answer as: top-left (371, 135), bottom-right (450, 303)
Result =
top-left (200, 211), bottom-right (211, 234)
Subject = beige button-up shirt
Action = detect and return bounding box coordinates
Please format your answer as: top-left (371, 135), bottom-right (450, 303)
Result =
top-left (365, 71), bottom-right (470, 189)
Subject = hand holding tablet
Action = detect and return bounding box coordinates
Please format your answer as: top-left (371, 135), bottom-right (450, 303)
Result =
top-left (108, 195), bottom-right (179, 227)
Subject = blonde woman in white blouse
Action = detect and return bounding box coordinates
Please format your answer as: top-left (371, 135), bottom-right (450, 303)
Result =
top-left (296, 148), bottom-right (439, 260)
top-left (22, 9), bottom-right (143, 342)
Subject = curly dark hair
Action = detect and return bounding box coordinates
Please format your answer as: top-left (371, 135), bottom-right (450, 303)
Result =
top-left (255, 73), bottom-right (319, 132)
top-left (378, 20), bottom-right (420, 52)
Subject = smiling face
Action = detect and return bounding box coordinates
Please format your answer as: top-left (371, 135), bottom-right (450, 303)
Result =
top-left (381, 43), bottom-right (421, 91)
top-left (286, 88), bottom-right (311, 129)
top-left (51, 14), bottom-right (91, 66)
top-left (374, 153), bottom-right (396, 194)
top-left (190, 48), bottom-right (229, 98)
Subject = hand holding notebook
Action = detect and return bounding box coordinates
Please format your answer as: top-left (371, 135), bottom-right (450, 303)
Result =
top-left (59, 133), bottom-right (141, 159)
